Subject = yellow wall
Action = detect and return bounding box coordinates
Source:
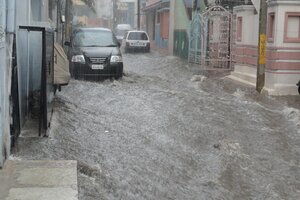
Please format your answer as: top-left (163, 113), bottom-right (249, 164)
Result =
top-left (73, 0), bottom-right (84, 6)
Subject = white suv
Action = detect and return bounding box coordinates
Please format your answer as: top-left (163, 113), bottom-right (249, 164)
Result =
top-left (123, 31), bottom-right (150, 53)
top-left (115, 24), bottom-right (132, 43)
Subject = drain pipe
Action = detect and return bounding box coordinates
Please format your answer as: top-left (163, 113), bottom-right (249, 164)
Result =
top-left (0, 0), bottom-right (7, 167)
top-left (7, 0), bottom-right (15, 33)
top-left (6, 0), bottom-right (15, 92)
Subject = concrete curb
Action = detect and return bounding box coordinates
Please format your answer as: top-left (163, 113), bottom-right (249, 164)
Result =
top-left (0, 160), bottom-right (78, 200)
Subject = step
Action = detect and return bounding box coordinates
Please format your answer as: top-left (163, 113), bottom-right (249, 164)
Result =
top-left (227, 71), bottom-right (256, 86)
top-left (0, 160), bottom-right (78, 200)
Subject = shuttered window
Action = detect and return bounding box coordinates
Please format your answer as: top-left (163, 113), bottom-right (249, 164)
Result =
top-left (160, 12), bottom-right (169, 39)
top-left (284, 12), bottom-right (300, 42)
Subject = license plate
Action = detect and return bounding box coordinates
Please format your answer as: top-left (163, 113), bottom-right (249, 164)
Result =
top-left (92, 64), bottom-right (104, 70)
top-left (131, 42), bottom-right (145, 47)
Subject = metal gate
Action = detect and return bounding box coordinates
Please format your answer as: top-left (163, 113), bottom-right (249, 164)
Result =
top-left (189, 6), bottom-right (233, 70)
top-left (188, 11), bottom-right (204, 65)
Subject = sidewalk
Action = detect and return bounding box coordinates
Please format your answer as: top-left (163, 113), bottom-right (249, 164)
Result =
top-left (150, 41), bottom-right (170, 55)
top-left (0, 160), bottom-right (78, 200)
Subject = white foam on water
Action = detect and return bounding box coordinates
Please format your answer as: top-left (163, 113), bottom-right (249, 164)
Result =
top-left (8, 155), bottom-right (22, 161)
top-left (233, 88), bottom-right (245, 99)
top-left (283, 107), bottom-right (300, 133)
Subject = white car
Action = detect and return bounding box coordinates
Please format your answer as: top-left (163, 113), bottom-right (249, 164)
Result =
top-left (115, 24), bottom-right (132, 43)
top-left (123, 31), bottom-right (150, 53)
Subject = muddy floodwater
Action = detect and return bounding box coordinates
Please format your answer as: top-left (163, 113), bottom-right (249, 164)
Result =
top-left (15, 52), bottom-right (300, 200)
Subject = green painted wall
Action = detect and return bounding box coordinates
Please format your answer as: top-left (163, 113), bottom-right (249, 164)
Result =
top-left (173, 0), bottom-right (206, 59)
top-left (174, 0), bottom-right (190, 30)
top-left (174, 0), bottom-right (206, 30)
top-left (173, 0), bottom-right (189, 58)
top-left (174, 30), bottom-right (189, 59)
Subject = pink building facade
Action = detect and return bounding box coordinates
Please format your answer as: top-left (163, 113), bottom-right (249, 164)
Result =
top-left (230, 0), bottom-right (300, 95)
top-left (144, 0), bottom-right (170, 50)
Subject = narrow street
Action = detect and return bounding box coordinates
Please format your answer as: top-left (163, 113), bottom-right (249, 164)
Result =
top-left (15, 52), bottom-right (300, 200)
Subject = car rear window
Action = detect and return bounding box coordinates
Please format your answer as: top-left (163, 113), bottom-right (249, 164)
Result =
top-left (116, 24), bottom-right (132, 30)
top-left (128, 32), bottom-right (148, 41)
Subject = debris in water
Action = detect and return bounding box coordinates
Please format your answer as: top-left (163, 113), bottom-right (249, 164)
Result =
top-left (213, 143), bottom-right (221, 150)
top-left (191, 75), bottom-right (206, 82)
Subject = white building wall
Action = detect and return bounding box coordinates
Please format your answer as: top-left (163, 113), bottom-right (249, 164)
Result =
top-left (235, 6), bottom-right (259, 46)
top-left (230, 2), bottom-right (300, 95)
top-left (271, 5), bottom-right (300, 48)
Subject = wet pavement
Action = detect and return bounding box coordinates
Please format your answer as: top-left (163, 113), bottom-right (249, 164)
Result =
top-left (15, 51), bottom-right (300, 200)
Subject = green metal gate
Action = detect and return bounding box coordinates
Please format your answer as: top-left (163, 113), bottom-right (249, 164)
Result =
top-left (189, 6), bottom-right (233, 70)
top-left (188, 11), bottom-right (204, 64)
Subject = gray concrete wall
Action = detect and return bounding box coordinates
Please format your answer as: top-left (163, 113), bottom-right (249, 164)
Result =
top-left (0, 0), bottom-right (7, 167)
top-left (0, 0), bottom-right (5, 167)
top-left (0, 0), bottom-right (14, 167)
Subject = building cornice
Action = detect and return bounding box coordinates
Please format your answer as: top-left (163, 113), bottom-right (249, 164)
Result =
top-left (268, 0), bottom-right (300, 7)
top-left (233, 5), bottom-right (256, 13)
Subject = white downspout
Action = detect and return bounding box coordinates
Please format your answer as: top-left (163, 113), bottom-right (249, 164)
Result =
top-left (7, 0), bottom-right (15, 33)
top-left (0, 0), bottom-right (7, 167)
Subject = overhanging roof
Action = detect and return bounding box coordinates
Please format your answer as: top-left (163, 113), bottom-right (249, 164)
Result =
top-left (143, 0), bottom-right (170, 12)
top-left (184, 0), bottom-right (205, 10)
top-left (143, 1), bottom-right (160, 11)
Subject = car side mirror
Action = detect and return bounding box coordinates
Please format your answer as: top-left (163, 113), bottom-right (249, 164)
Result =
top-left (64, 41), bottom-right (71, 46)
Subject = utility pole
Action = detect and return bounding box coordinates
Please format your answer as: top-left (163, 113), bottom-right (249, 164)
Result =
top-left (65, 0), bottom-right (71, 41)
top-left (256, 0), bottom-right (268, 93)
top-left (57, 0), bottom-right (63, 45)
top-left (113, 0), bottom-right (117, 29)
top-left (137, 0), bottom-right (140, 30)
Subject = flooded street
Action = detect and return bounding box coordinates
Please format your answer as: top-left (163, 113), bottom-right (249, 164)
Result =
top-left (15, 52), bottom-right (300, 200)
